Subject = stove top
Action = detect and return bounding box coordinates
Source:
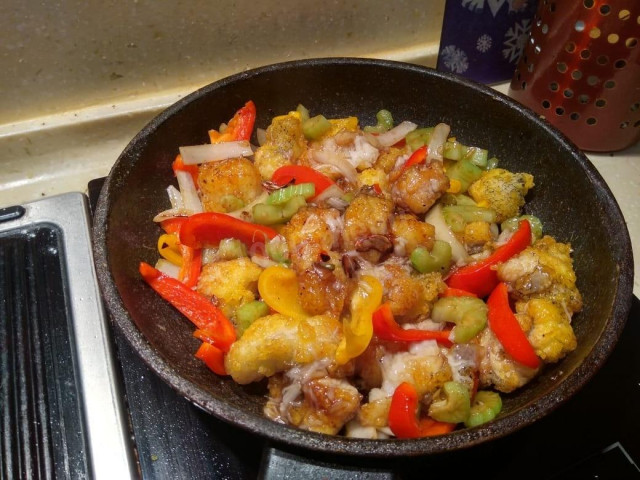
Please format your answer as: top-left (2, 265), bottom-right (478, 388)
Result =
top-left (90, 179), bottom-right (640, 478)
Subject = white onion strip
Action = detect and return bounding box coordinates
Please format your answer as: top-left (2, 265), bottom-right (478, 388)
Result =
top-left (312, 150), bottom-right (358, 183)
top-left (426, 123), bottom-right (450, 163)
top-left (376, 121), bottom-right (417, 147)
top-left (155, 259), bottom-right (181, 278)
top-left (179, 140), bottom-right (253, 165)
top-left (176, 170), bottom-right (203, 213)
top-left (166, 185), bottom-right (184, 210)
top-left (313, 183), bottom-right (345, 202)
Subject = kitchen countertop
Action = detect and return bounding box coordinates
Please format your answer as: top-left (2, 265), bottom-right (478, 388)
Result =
top-left (0, 80), bottom-right (637, 296)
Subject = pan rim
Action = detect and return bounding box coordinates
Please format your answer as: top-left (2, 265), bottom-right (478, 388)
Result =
top-left (92, 57), bottom-right (634, 457)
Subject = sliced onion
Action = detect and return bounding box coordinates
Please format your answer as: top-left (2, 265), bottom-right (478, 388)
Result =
top-left (226, 191), bottom-right (268, 220)
top-left (426, 123), bottom-right (451, 163)
top-left (256, 128), bottom-right (267, 146)
top-left (251, 255), bottom-right (278, 269)
top-left (424, 203), bottom-right (469, 264)
top-left (153, 208), bottom-right (192, 223)
top-left (155, 259), bottom-right (181, 278)
top-left (313, 183), bottom-right (345, 202)
top-left (179, 140), bottom-right (253, 165)
top-left (312, 150), bottom-right (358, 183)
top-left (166, 185), bottom-right (184, 210)
top-left (375, 121), bottom-right (417, 147)
top-left (176, 170), bottom-right (203, 213)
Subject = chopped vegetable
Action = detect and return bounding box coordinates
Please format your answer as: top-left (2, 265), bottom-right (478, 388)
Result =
top-left (388, 382), bottom-right (456, 438)
top-left (372, 303), bottom-right (453, 346)
top-left (376, 121), bottom-right (417, 147)
top-left (179, 140), bottom-right (254, 165)
top-left (172, 154), bottom-right (199, 185)
top-left (252, 195), bottom-right (307, 225)
top-left (267, 183), bottom-right (315, 205)
top-left (442, 205), bottom-right (497, 233)
top-left (175, 170), bottom-right (204, 213)
top-left (335, 276), bottom-right (383, 365)
top-left (487, 282), bottom-right (540, 369)
top-left (235, 300), bottom-right (270, 335)
top-left (446, 219), bottom-right (531, 297)
top-left (271, 165), bottom-right (335, 197)
top-left (364, 109), bottom-right (394, 133)
top-left (265, 235), bottom-right (289, 263)
top-left (258, 265), bottom-right (309, 320)
top-left (208, 100), bottom-right (256, 143)
top-left (464, 391), bottom-right (502, 427)
top-left (445, 159), bottom-right (484, 193)
top-left (401, 145), bottom-right (427, 171)
top-left (302, 115), bottom-right (332, 140)
top-left (502, 214), bottom-right (543, 240)
top-left (428, 381), bottom-right (471, 424)
top-left (441, 287), bottom-right (477, 298)
top-left (194, 342), bottom-right (227, 375)
top-left (410, 241), bottom-right (452, 274)
top-left (139, 262), bottom-right (236, 351)
top-left (179, 212), bottom-right (278, 249)
top-left (431, 296), bottom-right (488, 343)
top-left (157, 233), bottom-right (183, 266)
top-left (216, 238), bottom-right (248, 260)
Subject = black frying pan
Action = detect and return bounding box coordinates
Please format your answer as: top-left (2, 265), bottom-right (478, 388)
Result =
top-left (93, 58), bottom-right (634, 457)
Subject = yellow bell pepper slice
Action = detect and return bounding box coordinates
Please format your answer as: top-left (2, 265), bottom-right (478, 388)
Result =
top-left (335, 275), bottom-right (383, 365)
top-left (157, 233), bottom-right (183, 267)
top-left (258, 265), bottom-right (309, 320)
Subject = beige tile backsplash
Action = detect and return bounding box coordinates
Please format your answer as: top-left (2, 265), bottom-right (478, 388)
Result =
top-left (2, 0), bottom-right (445, 125)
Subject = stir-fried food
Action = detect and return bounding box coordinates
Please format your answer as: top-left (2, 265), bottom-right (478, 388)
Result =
top-left (141, 101), bottom-right (582, 438)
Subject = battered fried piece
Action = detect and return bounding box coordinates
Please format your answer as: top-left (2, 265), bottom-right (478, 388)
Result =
top-left (254, 111), bottom-right (307, 179)
top-left (391, 161), bottom-right (449, 214)
top-left (517, 298), bottom-right (577, 363)
top-left (281, 207), bottom-right (349, 317)
top-left (265, 375), bottom-right (362, 435)
top-left (198, 157), bottom-right (263, 212)
top-left (391, 213), bottom-right (436, 256)
top-left (371, 259), bottom-right (446, 322)
top-left (476, 327), bottom-right (538, 393)
top-left (497, 236), bottom-right (583, 315)
top-left (343, 193), bottom-right (394, 263)
top-left (468, 168), bottom-right (534, 223)
top-left (374, 146), bottom-right (409, 173)
top-left (197, 258), bottom-right (262, 319)
top-left (225, 314), bottom-right (342, 384)
top-left (463, 220), bottom-right (494, 254)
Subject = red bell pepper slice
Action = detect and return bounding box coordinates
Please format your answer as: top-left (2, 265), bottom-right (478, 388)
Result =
top-left (194, 342), bottom-right (227, 375)
top-left (159, 217), bottom-right (202, 289)
top-left (487, 282), bottom-right (540, 369)
top-left (401, 145), bottom-right (427, 172)
top-left (388, 382), bottom-right (456, 438)
top-left (446, 220), bottom-right (531, 297)
top-left (139, 262), bottom-right (236, 351)
top-left (372, 303), bottom-right (453, 347)
top-left (440, 287), bottom-right (478, 298)
top-left (179, 212), bottom-right (278, 250)
top-left (172, 154), bottom-right (199, 185)
top-left (271, 165), bottom-right (335, 196)
top-left (210, 100), bottom-right (257, 143)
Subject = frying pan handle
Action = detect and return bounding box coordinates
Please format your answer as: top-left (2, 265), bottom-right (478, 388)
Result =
top-left (259, 445), bottom-right (398, 479)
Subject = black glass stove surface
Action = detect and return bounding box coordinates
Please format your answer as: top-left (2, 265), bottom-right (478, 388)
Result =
top-left (88, 179), bottom-right (640, 480)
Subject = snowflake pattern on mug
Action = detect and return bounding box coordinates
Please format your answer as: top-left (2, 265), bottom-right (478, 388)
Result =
top-left (477, 34), bottom-right (493, 53)
top-left (440, 45), bottom-right (470, 74)
top-left (437, 0), bottom-right (538, 83)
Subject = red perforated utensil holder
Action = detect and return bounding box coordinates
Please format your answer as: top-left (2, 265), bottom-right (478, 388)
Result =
top-left (508, 0), bottom-right (640, 152)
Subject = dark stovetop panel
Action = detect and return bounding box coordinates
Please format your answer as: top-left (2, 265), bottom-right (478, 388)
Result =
top-left (88, 179), bottom-right (640, 480)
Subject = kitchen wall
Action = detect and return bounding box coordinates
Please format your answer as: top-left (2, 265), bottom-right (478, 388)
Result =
top-left (1, 0), bottom-right (445, 125)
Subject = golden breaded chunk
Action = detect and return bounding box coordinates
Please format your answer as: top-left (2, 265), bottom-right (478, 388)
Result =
top-left (254, 111), bottom-right (307, 179)
top-left (497, 236), bottom-right (582, 314)
top-left (265, 374), bottom-right (362, 435)
top-left (391, 161), bottom-right (449, 214)
top-left (225, 314), bottom-right (342, 384)
top-left (198, 157), bottom-right (263, 212)
top-left (463, 220), bottom-right (494, 253)
top-left (343, 193), bottom-right (394, 263)
top-left (468, 168), bottom-right (534, 223)
top-left (374, 146), bottom-right (408, 173)
top-left (476, 327), bottom-right (538, 393)
top-left (517, 299), bottom-right (577, 363)
top-left (365, 259), bottom-right (445, 322)
top-left (281, 207), bottom-right (348, 316)
top-left (357, 168), bottom-right (390, 195)
top-left (197, 258), bottom-right (262, 319)
top-left (391, 213), bottom-right (435, 255)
